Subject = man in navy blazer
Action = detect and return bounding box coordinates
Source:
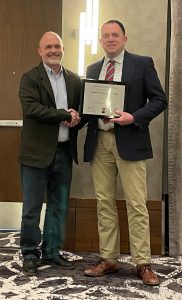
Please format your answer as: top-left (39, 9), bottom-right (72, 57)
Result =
top-left (83, 20), bottom-right (167, 285)
top-left (19, 32), bottom-right (81, 276)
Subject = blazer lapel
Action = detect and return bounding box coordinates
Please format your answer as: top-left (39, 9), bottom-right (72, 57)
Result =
top-left (121, 51), bottom-right (136, 110)
top-left (87, 58), bottom-right (104, 79)
top-left (38, 63), bottom-right (55, 105)
top-left (93, 59), bottom-right (104, 79)
top-left (122, 51), bottom-right (135, 85)
top-left (63, 68), bottom-right (75, 108)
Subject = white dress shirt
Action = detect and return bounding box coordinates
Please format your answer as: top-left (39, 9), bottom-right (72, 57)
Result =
top-left (98, 50), bottom-right (125, 131)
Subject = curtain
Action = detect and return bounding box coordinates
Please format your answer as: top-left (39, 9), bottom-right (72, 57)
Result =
top-left (168, 0), bottom-right (182, 255)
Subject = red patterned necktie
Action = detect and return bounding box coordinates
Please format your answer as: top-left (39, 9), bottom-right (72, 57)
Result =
top-left (105, 60), bottom-right (115, 81)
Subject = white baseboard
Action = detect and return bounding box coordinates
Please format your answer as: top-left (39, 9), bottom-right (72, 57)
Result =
top-left (0, 202), bottom-right (46, 230)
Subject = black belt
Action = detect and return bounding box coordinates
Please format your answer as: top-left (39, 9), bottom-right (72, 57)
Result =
top-left (57, 141), bottom-right (69, 147)
top-left (99, 128), bottom-right (115, 134)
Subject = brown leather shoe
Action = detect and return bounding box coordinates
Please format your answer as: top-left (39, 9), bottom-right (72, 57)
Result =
top-left (136, 264), bottom-right (159, 286)
top-left (84, 259), bottom-right (118, 277)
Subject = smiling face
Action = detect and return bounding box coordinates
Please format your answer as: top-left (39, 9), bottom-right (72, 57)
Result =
top-left (38, 32), bottom-right (64, 72)
top-left (99, 22), bottom-right (127, 59)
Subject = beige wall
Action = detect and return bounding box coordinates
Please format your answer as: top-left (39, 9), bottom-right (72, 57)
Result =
top-left (62, 0), bottom-right (168, 199)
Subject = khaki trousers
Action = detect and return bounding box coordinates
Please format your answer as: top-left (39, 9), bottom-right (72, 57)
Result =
top-left (91, 131), bottom-right (151, 265)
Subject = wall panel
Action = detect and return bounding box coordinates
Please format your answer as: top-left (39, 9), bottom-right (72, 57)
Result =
top-left (0, 0), bottom-right (62, 202)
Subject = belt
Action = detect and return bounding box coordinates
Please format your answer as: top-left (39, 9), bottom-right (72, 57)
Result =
top-left (99, 128), bottom-right (115, 134)
top-left (57, 141), bottom-right (69, 147)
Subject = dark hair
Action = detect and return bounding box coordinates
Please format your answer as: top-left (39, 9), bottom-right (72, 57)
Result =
top-left (101, 19), bottom-right (126, 35)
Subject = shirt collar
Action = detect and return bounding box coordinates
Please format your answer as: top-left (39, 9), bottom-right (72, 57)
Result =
top-left (43, 63), bottom-right (62, 76)
top-left (104, 49), bottom-right (125, 67)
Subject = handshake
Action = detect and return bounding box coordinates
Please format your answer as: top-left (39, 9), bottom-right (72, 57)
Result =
top-left (63, 108), bottom-right (81, 128)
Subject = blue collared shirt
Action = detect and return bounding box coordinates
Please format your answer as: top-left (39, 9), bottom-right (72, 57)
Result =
top-left (44, 64), bottom-right (69, 142)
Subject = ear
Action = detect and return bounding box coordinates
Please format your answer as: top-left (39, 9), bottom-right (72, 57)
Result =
top-left (124, 36), bottom-right (128, 44)
top-left (38, 47), bottom-right (41, 57)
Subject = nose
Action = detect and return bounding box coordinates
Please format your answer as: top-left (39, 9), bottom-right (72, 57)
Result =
top-left (107, 35), bottom-right (115, 42)
top-left (51, 47), bottom-right (57, 52)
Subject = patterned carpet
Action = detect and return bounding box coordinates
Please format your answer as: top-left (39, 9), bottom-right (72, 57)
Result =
top-left (0, 232), bottom-right (182, 300)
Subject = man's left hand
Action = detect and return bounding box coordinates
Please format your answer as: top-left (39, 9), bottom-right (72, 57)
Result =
top-left (110, 110), bottom-right (134, 126)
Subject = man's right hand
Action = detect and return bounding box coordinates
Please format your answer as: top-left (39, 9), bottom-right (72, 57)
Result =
top-left (63, 108), bottom-right (80, 127)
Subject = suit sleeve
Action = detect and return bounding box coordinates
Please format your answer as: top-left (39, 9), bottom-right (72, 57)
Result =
top-left (19, 73), bottom-right (72, 123)
top-left (132, 57), bottom-right (167, 128)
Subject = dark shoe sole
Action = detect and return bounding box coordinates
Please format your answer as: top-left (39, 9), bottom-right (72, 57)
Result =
top-left (137, 274), bottom-right (160, 286)
top-left (22, 268), bottom-right (38, 276)
top-left (84, 269), bottom-right (118, 277)
top-left (142, 280), bottom-right (160, 286)
top-left (39, 259), bottom-right (75, 270)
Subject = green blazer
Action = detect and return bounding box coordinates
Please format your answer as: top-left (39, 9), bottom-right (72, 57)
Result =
top-left (19, 62), bottom-right (81, 167)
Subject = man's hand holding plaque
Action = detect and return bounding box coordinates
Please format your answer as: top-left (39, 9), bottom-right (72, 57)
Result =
top-left (110, 110), bottom-right (135, 125)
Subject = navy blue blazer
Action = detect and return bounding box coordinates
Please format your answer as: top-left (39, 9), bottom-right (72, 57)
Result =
top-left (83, 51), bottom-right (167, 162)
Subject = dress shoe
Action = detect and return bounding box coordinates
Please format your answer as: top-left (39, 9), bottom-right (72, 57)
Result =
top-left (84, 259), bottom-right (118, 277)
top-left (136, 264), bottom-right (159, 286)
top-left (22, 256), bottom-right (38, 276)
top-left (41, 254), bottom-right (74, 269)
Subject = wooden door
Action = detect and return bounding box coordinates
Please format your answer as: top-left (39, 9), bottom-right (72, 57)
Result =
top-left (0, 0), bottom-right (62, 202)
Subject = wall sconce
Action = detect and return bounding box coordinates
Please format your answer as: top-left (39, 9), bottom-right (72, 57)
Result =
top-left (78, 0), bottom-right (99, 76)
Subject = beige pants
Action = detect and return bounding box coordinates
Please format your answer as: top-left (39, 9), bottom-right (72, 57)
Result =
top-left (91, 131), bottom-right (151, 265)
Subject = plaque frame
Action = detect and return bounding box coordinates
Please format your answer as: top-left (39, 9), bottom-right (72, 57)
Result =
top-left (80, 79), bottom-right (126, 118)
